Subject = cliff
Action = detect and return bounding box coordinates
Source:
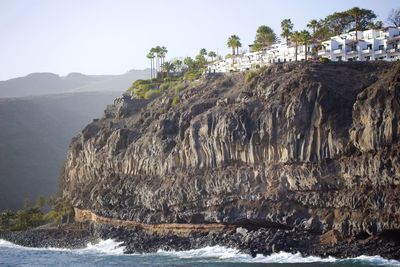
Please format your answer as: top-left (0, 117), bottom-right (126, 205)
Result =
top-left (63, 62), bottom-right (400, 238)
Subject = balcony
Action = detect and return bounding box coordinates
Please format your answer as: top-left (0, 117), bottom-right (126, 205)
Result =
top-left (333, 49), bottom-right (343, 54)
top-left (374, 49), bottom-right (384, 54)
top-left (318, 50), bottom-right (330, 56)
top-left (346, 50), bottom-right (358, 55)
top-left (362, 48), bottom-right (372, 54)
top-left (386, 48), bottom-right (397, 53)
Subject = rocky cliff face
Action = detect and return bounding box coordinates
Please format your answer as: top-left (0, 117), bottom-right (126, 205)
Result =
top-left (63, 62), bottom-right (400, 237)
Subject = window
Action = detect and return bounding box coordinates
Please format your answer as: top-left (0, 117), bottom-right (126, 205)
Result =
top-left (378, 45), bottom-right (384, 51)
top-left (338, 44), bottom-right (343, 50)
top-left (336, 56), bottom-right (342, 61)
top-left (367, 44), bottom-right (372, 50)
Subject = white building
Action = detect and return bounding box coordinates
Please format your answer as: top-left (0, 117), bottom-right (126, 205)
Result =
top-left (319, 27), bottom-right (400, 62)
top-left (208, 27), bottom-right (400, 73)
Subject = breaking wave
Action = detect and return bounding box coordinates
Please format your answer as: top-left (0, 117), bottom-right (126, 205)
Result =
top-left (156, 245), bottom-right (400, 266)
top-left (1, 239), bottom-right (400, 265)
top-left (0, 238), bottom-right (125, 255)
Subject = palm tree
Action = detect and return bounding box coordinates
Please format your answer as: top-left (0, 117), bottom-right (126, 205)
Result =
top-left (290, 31), bottom-right (302, 61)
top-left (162, 61), bottom-right (175, 77)
top-left (300, 30), bottom-right (311, 61)
top-left (281, 19), bottom-right (294, 44)
top-left (208, 51), bottom-right (217, 62)
top-left (152, 46), bottom-right (161, 74)
top-left (146, 50), bottom-right (155, 79)
top-left (200, 48), bottom-right (207, 56)
top-left (227, 35), bottom-right (241, 55)
top-left (307, 19), bottom-right (319, 38)
top-left (159, 46), bottom-right (168, 73)
top-left (173, 59), bottom-right (183, 72)
top-left (236, 40), bottom-right (242, 55)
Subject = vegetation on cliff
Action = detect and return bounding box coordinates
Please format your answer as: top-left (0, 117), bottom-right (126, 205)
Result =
top-left (0, 197), bottom-right (73, 231)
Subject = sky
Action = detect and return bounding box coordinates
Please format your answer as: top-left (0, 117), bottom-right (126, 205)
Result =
top-left (0, 0), bottom-right (398, 80)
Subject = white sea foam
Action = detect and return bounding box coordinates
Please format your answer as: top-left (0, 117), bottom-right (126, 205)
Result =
top-left (77, 239), bottom-right (125, 255)
top-left (157, 245), bottom-right (400, 266)
top-left (0, 238), bottom-right (125, 255)
top-left (2, 238), bottom-right (400, 265)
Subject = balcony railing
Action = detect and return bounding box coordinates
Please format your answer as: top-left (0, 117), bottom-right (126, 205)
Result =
top-left (318, 50), bottom-right (330, 55)
top-left (347, 50), bottom-right (358, 54)
top-left (333, 49), bottom-right (343, 54)
top-left (362, 48), bottom-right (372, 54)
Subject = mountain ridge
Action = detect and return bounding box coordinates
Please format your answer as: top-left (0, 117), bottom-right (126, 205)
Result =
top-left (0, 69), bottom-right (150, 98)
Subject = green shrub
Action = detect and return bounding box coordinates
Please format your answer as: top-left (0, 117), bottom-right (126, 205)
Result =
top-left (184, 70), bottom-right (202, 81)
top-left (320, 57), bottom-right (330, 63)
top-left (144, 89), bottom-right (161, 99)
top-left (245, 70), bottom-right (258, 82)
top-left (172, 95), bottom-right (180, 106)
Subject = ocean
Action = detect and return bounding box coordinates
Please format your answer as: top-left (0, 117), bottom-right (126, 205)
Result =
top-left (0, 239), bottom-right (399, 267)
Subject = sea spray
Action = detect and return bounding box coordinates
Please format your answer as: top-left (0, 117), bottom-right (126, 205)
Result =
top-left (1, 239), bottom-right (400, 266)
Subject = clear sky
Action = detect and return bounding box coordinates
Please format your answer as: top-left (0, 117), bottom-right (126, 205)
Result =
top-left (0, 0), bottom-right (398, 80)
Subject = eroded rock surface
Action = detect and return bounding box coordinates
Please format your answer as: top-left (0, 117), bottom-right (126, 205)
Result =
top-left (63, 62), bottom-right (400, 237)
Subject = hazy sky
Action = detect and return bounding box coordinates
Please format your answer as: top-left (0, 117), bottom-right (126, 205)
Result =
top-left (0, 0), bottom-right (398, 80)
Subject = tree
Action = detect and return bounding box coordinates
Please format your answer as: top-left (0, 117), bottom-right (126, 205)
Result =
top-left (199, 48), bottom-right (207, 57)
top-left (184, 56), bottom-right (197, 70)
top-left (227, 35), bottom-right (241, 55)
top-left (35, 196), bottom-right (46, 209)
top-left (307, 19), bottom-right (319, 37)
top-left (146, 51), bottom-right (155, 79)
top-left (314, 23), bottom-right (331, 41)
top-left (291, 31), bottom-right (302, 61)
top-left (254, 25), bottom-right (276, 49)
top-left (195, 54), bottom-right (207, 68)
top-left (152, 46), bottom-right (161, 74)
top-left (373, 21), bottom-right (384, 29)
top-left (281, 19), bottom-right (294, 44)
top-left (173, 59), bottom-right (183, 72)
top-left (323, 12), bottom-right (352, 36)
top-left (347, 7), bottom-right (376, 40)
top-left (208, 51), bottom-right (217, 62)
top-left (0, 209), bottom-right (14, 230)
top-left (161, 61), bottom-right (175, 77)
top-left (300, 30), bottom-right (312, 61)
top-left (159, 46), bottom-right (168, 73)
top-left (387, 8), bottom-right (400, 27)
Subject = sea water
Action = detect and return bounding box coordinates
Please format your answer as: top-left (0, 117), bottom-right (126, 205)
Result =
top-left (1, 238), bottom-right (399, 267)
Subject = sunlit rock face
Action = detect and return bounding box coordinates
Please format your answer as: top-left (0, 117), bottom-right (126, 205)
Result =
top-left (64, 62), bottom-right (400, 237)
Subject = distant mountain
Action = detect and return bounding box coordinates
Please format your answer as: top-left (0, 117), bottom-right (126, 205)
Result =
top-left (0, 69), bottom-right (150, 98)
top-left (0, 91), bottom-right (122, 211)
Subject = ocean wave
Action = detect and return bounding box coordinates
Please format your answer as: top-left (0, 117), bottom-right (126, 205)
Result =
top-left (0, 238), bottom-right (125, 255)
top-left (157, 245), bottom-right (400, 266)
top-left (1, 238), bottom-right (400, 265)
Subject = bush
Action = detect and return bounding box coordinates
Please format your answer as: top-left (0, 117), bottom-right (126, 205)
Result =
top-left (172, 95), bottom-right (180, 106)
top-left (320, 57), bottom-right (330, 63)
top-left (144, 89), bottom-right (161, 99)
top-left (184, 70), bottom-right (202, 81)
top-left (245, 70), bottom-right (258, 82)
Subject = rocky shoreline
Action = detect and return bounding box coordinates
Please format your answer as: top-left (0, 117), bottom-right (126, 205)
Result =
top-left (1, 221), bottom-right (400, 260)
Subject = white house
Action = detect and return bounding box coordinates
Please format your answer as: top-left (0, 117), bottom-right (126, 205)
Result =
top-left (208, 27), bottom-right (400, 73)
top-left (319, 27), bottom-right (400, 62)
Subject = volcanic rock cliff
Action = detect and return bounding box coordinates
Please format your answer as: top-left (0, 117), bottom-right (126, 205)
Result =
top-left (63, 62), bottom-right (400, 238)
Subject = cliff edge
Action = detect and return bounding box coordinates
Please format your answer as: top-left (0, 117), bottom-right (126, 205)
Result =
top-left (63, 62), bottom-right (400, 238)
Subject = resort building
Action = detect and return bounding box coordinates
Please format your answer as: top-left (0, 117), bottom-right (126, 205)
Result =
top-left (209, 27), bottom-right (400, 73)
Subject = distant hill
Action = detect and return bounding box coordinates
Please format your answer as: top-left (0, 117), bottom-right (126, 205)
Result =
top-left (0, 69), bottom-right (150, 98)
top-left (0, 91), bottom-right (122, 211)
